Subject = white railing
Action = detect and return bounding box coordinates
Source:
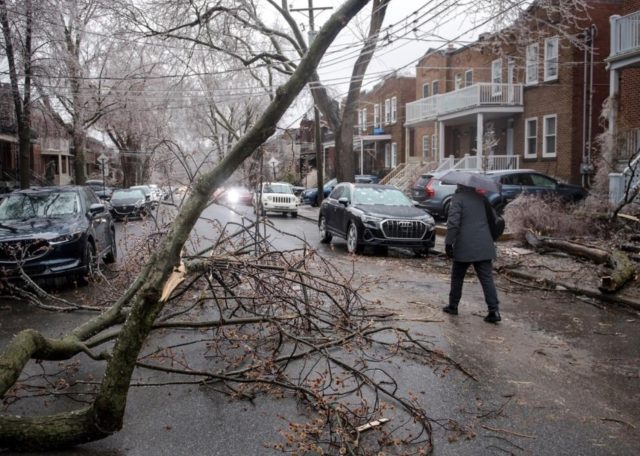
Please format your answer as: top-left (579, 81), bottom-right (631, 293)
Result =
top-left (609, 154), bottom-right (640, 204)
top-left (434, 156), bottom-right (455, 173)
top-left (41, 137), bottom-right (70, 152)
top-left (434, 154), bottom-right (519, 173)
top-left (610, 11), bottom-right (640, 58)
top-left (406, 83), bottom-right (523, 125)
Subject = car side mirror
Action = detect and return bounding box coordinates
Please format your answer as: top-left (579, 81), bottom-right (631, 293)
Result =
top-left (338, 197), bottom-right (349, 206)
top-left (89, 203), bottom-right (105, 217)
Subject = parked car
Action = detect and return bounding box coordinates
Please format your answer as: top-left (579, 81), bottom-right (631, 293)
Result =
top-left (485, 169), bottom-right (588, 210)
top-left (302, 175), bottom-right (381, 206)
top-left (85, 180), bottom-right (113, 201)
top-left (413, 169), bottom-right (587, 219)
top-left (318, 183), bottom-right (436, 255)
top-left (253, 182), bottom-right (300, 217)
top-left (0, 186), bottom-right (116, 284)
top-left (109, 188), bottom-right (152, 220)
top-left (130, 185), bottom-right (160, 208)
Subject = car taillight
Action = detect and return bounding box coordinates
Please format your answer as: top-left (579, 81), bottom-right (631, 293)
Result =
top-left (424, 180), bottom-right (435, 198)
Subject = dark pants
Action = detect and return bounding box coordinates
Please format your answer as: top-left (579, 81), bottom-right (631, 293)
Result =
top-left (449, 260), bottom-right (499, 312)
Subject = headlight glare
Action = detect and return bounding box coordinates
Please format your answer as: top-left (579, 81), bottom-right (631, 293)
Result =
top-left (49, 231), bottom-right (83, 245)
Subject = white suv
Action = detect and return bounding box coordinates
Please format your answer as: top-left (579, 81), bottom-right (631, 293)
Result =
top-left (253, 182), bottom-right (299, 217)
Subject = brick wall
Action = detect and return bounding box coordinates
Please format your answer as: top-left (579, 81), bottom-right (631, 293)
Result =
top-left (619, 68), bottom-right (640, 130)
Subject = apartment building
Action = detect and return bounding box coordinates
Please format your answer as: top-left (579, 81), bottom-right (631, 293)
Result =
top-left (405, 0), bottom-right (622, 185)
top-left (354, 73), bottom-right (416, 176)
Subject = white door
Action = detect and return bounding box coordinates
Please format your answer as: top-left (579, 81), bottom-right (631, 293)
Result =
top-left (506, 119), bottom-right (514, 156)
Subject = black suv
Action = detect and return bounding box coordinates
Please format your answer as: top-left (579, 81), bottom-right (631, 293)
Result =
top-left (319, 183), bottom-right (436, 255)
top-left (0, 186), bottom-right (117, 283)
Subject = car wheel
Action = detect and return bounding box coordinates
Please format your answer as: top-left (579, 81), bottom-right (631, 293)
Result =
top-left (76, 241), bottom-right (97, 285)
top-left (104, 229), bottom-right (117, 264)
top-left (442, 200), bottom-right (451, 220)
top-left (319, 216), bottom-right (332, 243)
top-left (260, 205), bottom-right (266, 216)
top-left (291, 212), bottom-right (298, 218)
top-left (346, 223), bottom-right (363, 254)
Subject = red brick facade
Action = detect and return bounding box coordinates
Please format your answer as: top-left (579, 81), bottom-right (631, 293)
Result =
top-left (408, 0), bottom-right (624, 184)
top-left (355, 74), bottom-right (416, 176)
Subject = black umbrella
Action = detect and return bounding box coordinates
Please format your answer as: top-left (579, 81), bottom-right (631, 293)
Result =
top-left (440, 170), bottom-right (500, 193)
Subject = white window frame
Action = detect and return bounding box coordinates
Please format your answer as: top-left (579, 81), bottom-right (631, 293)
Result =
top-left (544, 36), bottom-right (559, 82)
top-left (526, 43), bottom-right (539, 85)
top-left (384, 98), bottom-right (391, 124)
top-left (373, 103), bottom-right (380, 128)
top-left (465, 69), bottom-right (473, 87)
top-left (422, 135), bottom-right (430, 159)
top-left (524, 117), bottom-right (538, 158)
top-left (432, 133), bottom-right (437, 159)
top-left (422, 83), bottom-right (430, 98)
top-left (491, 59), bottom-right (502, 95)
top-left (432, 80), bottom-right (440, 96)
top-left (360, 108), bottom-right (367, 132)
top-left (391, 142), bottom-right (397, 167)
top-left (391, 96), bottom-right (397, 123)
top-left (454, 74), bottom-right (462, 90)
top-left (542, 114), bottom-right (557, 158)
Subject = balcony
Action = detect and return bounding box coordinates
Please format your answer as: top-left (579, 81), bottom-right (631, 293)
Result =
top-left (609, 11), bottom-right (640, 64)
top-left (405, 83), bottom-right (523, 126)
top-left (40, 137), bottom-right (70, 153)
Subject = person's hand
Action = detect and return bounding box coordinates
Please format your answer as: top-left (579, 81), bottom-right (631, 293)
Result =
top-left (445, 244), bottom-right (454, 258)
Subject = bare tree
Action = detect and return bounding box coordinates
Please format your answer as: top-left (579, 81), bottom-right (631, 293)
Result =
top-left (0, 0), bottom-right (34, 188)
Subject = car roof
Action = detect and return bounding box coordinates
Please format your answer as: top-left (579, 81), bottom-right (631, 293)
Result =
top-left (10, 185), bottom-right (84, 194)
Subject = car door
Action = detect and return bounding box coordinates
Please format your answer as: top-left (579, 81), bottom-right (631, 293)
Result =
top-left (498, 173), bottom-right (524, 204)
top-left (333, 185), bottom-right (352, 238)
top-left (84, 188), bottom-right (111, 255)
top-left (324, 184), bottom-right (344, 234)
top-left (527, 173), bottom-right (558, 198)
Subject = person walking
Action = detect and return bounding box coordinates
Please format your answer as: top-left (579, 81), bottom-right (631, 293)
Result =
top-left (443, 184), bottom-right (501, 323)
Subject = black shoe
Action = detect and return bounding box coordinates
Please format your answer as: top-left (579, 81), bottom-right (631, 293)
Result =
top-left (484, 311), bottom-right (501, 323)
top-left (442, 306), bottom-right (458, 315)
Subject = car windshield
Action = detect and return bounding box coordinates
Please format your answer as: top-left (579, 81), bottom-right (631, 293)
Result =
top-left (112, 189), bottom-right (145, 201)
top-left (353, 187), bottom-right (412, 206)
top-left (264, 184), bottom-right (293, 194)
top-left (131, 186), bottom-right (151, 195)
top-left (0, 191), bottom-right (79, 220)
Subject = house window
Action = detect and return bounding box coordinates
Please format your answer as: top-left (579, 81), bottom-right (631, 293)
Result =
top-left (491, 59), bottom-right (502, 95)
top-left (544, 36), bottom-right (559, 81)
top-left (524, 117), bottom-right (537, 158)
top-left (391, 142), bottom-right (397, 167)
top-left (374, 103), bottom-right (380, 128)
top-left (391, 96), bottom-right (397, 123)
top-left (465, 69), bottom-right (473, 87)
top-left (432, 80), bottom-right (440, 95)
top-left (432, 133), bottom-right (437, 158)
top-left (526, 43), bottom-right (539, 85)
top-left (455, 74), bottom-right (462, 90)
top-left (543, 114), bottom-right (557, 157)
top-left (422, 135), bottom-right (430, 159)
top-left (422, 83), bottom-right (430, 98)
top-left (360, 108), bottom-right (367, 132)
top-left (384, 98), bottom-right (391, 124)
top-left (384, 143), bottom-right (391, 167)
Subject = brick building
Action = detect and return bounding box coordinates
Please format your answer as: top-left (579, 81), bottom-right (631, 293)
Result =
top-left (353, 73), bottom-right (416, 176)
top-left (405, 0), bottom-right (623, 186)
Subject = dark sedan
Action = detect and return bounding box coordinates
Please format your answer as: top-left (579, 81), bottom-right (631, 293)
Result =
top-left (109, 188), bottom-right (151, 220)
top-left (0, 186), bottom-right (116, 284)
top-left (319, 183), bottom-right (436, 255)
top-left (302, 175), bottom-right (381, 206)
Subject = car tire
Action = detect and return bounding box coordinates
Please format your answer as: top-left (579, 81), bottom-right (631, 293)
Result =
top-left (76, 241), bottom-right (97, 285)
top-left (346, 223), bottom-right (363, 254)
top-left (442, 200), bottom-right (451, 220)
top-left (319, 216), bottom-right (332, 243)
top-left (291, 212), bottom-right (298, 218)
top-left (104, 229), bottom-right (117, 264)
top-left (260, 205), bottom-right (266, 216)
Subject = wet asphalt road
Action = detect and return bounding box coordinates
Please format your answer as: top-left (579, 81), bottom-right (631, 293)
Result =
top-left (1, 203), bottom-right (639, 455)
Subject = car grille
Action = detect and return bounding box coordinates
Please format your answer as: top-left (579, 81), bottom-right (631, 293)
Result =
top-left (381, 219), bottom-right (428, 240)
top-left (0, 239), bottom-right (50, 262)
top-left (271, 196), bottom-right (296, 204)
top-left (113, 205), bottom-right (136, 214)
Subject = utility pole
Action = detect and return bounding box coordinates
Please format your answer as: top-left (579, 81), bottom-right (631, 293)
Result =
top-left (291, 1), bottom-right (332, 207)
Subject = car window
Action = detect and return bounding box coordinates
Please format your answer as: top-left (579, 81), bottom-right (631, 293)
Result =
top-left (112, 189), bottom-right (146, 200)
top-left (353, 187), bottom-right (411, 206)
top-left (329, 185), bottom-right (344, 200)
top-left (84, 187), bottom-right (100, 205)
top-left (500, 174), bottom-right (519, 185)
top-left (529, 174), bottom-right (556, 188)
top-left (324, 178), bottom-right (337, 190)
top-left (0, 191), bottom-right (79, 220)
top-left (414, 175), bottom-right (432, 187)
top-left (513, 174), bottom-right (534, 186)
top-left (263, 183), bottom-right (293, 194)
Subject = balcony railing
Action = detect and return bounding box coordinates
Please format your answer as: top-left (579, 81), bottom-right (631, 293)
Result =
top-left (406, 83), bottom-right (523, 125)
top-left (41, 137), bottom-right (70, 153)
top-left (610, 11), bottom-right (640, 59)
top-left (434, 154), bottom-right (520, 173)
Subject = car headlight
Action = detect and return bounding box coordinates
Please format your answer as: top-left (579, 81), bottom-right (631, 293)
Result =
top-left (49, 231), bottom-right (83, 245)
top-left (227, 190), bottom-right (239, 203)
top-left (361, 214), bottom-right (383, 228)
top-left (419, 214), bottom-right (435, 229)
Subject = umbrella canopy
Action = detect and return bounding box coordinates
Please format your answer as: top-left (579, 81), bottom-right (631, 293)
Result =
top-left (439, 170), bottom-right (500, 193)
